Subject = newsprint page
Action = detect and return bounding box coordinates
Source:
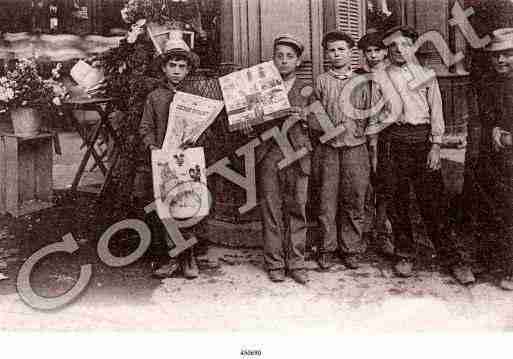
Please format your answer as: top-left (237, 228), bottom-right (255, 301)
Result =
top-left (0, 0), bottom-right (512, 357)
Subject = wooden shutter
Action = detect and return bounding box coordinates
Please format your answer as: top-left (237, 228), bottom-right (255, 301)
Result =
top-left (336, 0), bottom-right (365, 68)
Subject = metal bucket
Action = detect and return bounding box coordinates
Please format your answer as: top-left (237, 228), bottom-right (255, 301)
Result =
top-left (10, 107), bottom-right (41, 137)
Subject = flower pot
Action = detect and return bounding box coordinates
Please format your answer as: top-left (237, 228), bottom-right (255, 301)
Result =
top-left (10, 107), bottom-right (41, 137)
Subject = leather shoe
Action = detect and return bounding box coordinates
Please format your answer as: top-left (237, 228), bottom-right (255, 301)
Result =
top-left (342, 255), bottom-right (361, 270)
top-left (152, 259), bottom-right (180, 278)
top-left (182, 249), bottom-right (199, 279)
top-left (451, 264), bottom-right (475, 285)
top-left (394, 258), bottom-right (414, 277)
top-left (268, 269), bottom-right (285, 282)
top-left (317, 252), bottom-right (334, 271)
top-left (499, 276), bottom-right (513, 291)
top-left (289, 269), bottom-right (308, 285)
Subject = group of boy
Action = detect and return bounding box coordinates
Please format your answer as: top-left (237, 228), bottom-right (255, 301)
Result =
top-left (136, 23), bottom-right (513, 290)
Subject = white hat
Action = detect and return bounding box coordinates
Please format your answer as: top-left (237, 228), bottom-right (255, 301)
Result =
top-left (485, 28), bottom-right (513, 52)
top-left (158, 30), bottom-right (200, 68)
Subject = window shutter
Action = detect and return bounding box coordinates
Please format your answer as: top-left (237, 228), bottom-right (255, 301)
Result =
top-left (336, 0), bottom-right (365, 68)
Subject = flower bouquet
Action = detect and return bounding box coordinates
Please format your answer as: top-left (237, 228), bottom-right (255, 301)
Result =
top-left (0, 59), bottom-right (69, 137)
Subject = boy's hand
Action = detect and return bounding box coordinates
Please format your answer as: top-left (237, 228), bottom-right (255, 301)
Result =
top-left (289, 106), bottom-right (307, 122)
top-left (492, 126), bottom-right (511, 151)
top-left (179, 138), bottom-right (195, 150)
top-left (241, 121), bottom-right (255, 137)
top-left (427, 143), bottom-right (441, 171)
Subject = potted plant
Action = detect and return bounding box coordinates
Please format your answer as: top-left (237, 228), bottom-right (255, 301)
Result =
top-left (0, 58), bottom-right (68, 137)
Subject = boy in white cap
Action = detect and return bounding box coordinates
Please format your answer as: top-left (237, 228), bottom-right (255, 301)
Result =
top-left (473, 28), bottom-right (513, 290)
top-left (242, 34), bottom-right (317, 284)
top-left (136, 33), bottom-right (202, 279)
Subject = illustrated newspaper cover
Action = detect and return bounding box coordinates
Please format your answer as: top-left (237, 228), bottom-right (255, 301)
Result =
top-left (162, 91), bottom-right (224, 150)
top-left (218, 61), bottom-right (291, 131)
top-left (151, 147), bottom-right (209, 220)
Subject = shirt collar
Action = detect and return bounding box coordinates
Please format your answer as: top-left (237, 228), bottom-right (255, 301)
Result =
top-left (328, 68), bottom-right (353, 80)
top-left (283, 76), bottom-right (296, 93)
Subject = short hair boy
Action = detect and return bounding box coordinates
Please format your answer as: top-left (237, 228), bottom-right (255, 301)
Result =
top-left (136, 35), bottom-right (201, 279)
top-left (383, 25), bottom-right (474, 283)
top-left (357, 29), bottom-right (396, 257)
top-left (313, 30), bottom-right (375, 271)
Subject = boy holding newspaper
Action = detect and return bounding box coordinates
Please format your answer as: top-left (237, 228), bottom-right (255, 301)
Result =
top-left (136, 34), bottom-right (207, 280)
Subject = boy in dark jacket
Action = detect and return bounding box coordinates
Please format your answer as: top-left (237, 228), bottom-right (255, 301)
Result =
top-left (136, 34), bottom-right (202, 279)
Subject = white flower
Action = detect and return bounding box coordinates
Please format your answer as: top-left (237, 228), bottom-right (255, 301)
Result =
top-left (127, 22), bottom-right (145, 43)
top-left (52, 97), bottom-right (62, 106)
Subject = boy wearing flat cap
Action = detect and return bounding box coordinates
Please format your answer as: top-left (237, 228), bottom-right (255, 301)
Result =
top-left (472, 28), bottom-right (513, 290)
top-left (312, 30), bottom-right (377, 271)
top-left (382, 26), bottom-right (474, 283)
top-left (136, 34), bottom-right (203, 280)
top-left (242, 34), bottom-right (317, 284)
top-left (357, 29), bottom-right (399, 258)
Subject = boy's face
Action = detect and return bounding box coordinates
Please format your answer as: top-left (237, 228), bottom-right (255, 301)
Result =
top-left (273, 44), bottom-right (301, 77)
top-left (364, 45), bottom-right (387, 68)
top-left (491, 49), bottom-right (513, 75)
top-left (325, 40), bottom-right (352, 69)
top-left (162, 58), bottom-right (190, 85)
top-left (388, 35), bottom-right (414, 65)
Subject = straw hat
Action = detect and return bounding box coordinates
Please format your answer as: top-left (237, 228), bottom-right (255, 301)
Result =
top-left (485, 28), bottom-right (513, 52)
top-left (157, 30), bottom-right (200, 69)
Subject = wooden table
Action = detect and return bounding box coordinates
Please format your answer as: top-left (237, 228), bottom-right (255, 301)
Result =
top-left (64, 97), bottom-right (121, 198)
top-left (0, 132), bottom-right (54, 217)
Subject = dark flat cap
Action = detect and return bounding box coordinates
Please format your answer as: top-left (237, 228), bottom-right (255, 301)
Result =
top-left (383, 25), bottom-right (419, 43)
top-left (357, 30), bottom-right (386, 50)
top-left (322, 30), bottom-right (355, 49)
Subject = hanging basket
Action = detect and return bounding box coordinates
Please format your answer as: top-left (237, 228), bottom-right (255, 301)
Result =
top-left (10, 107), bottom-right (41, 137)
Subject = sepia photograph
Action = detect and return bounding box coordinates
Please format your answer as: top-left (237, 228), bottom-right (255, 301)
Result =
top-left (0, 0), bottom-right (512, 357)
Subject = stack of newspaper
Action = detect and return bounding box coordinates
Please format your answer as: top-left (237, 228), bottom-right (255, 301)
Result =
top-left (152, 91), bottom-right (223, 220)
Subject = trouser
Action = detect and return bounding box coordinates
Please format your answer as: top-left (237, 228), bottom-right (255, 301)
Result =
top-left (476, 149), bottom-right (513, 273)
top-left (257, 146), bottom-right (309, 271)
top-left (313, 143), bottom-right (370, 255)
top-left (385, 138), bottom-right (459, 261)
top-left (375, 135), bottom-right (393, 236)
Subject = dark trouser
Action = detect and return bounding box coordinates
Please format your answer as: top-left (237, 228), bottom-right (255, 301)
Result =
top-left (374, 135), bottom-right (393, 239)
top-left (477, 148), bottom-right (513, 273)
top-left (257, 146), bottom-right (309, 271)
top-left (313, 143), bottom-right (369, 255)
top-left (384, 137), bottom-right (457, 261)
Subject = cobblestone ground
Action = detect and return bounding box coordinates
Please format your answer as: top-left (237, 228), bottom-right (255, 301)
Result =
top-left (0, 132), bottom-right (512, 332)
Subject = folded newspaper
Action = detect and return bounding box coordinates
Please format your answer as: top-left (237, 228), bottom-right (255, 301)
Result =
top-left (70, 60), bottom-right (105, 95)
top-left (218, 61), bottom-right (291, 131)
top-left (152, 147), bottom-right (209, 220)
top-left (162, 91), bottom-right (224, 151)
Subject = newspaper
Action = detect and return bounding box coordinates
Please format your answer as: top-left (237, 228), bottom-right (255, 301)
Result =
top-left (218, 61), bottom-right (291, 131)
top-left (151, 147), bottom-right (209, 220)
top-left (162, 91), bottom-right (224, 151)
